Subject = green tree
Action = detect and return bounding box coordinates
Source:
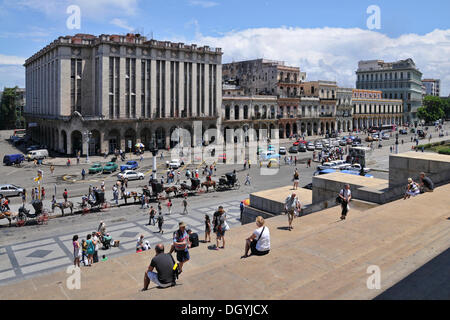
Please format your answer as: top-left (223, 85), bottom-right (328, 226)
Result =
top-left (417, 96), bottom-right (445, 123)
top-left (0, 86), bottom-right (20, 130)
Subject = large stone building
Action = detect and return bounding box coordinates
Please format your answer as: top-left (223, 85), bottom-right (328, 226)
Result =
top-left (24, 33), bottom-right (222, 155)
top-left (352, 89), bottom-right (403, 130)
top-left (422, 79), bottom-right (440, 97)
top-left (336, 87), bottom-right (353, 133)
top-left (356, 59), bottom-right (423, 124)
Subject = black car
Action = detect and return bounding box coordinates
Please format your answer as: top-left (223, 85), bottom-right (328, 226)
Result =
top-left (399, 129), bottom-right (408, 135)
top-left (289, 146), bottom-right (298, 154)
top-left (297, 144), bottom-right (307, 152)
top-left (417, 129), bottom-right (426, 138)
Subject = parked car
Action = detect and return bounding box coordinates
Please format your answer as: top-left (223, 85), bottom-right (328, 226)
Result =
top-left (117, 170), bottom-right (145, 181)
top-left (289, 146), bottom-right (298, 154)
top-left (279, 147), bottom-right (287, 155)
top-left (0, 184), bottom-right (25, 198)
top-left (382, 133), bottom-right (390, 140)
top-left (26, 145), bottom-right (41, 153)
top-left (315, 143), bottom-right (323, 150)
top-left (26, 149), bottom-right (49, 161)
top-left (399, 129), bottom-right (408, 135)
top-left (318, 162), bottom-right (338, 170)
top-left (120, 160), bottom-right (139, 172)
top-left (417, 129), bottom-right (426, 138)
top-left (352, 141), bottom-right (362, 147)
top-left (298, 144), bottom-right (307, 152)
top-left (260, 151), bottom-right (280, 161)
top-left (89, 163), bottom-right (103, 174)
top-left (340, 163), bottom-right (371, 173)
top-left (293, 139), bottom-right (306, 146)
top-left (169, 159), bottom-right (182, 169)
top-left (103, 162), bottom-right (118, 173)
top-left (3, 154), bottom-right (25, 166)
top-left (306, 142), bottom-right (315, 151)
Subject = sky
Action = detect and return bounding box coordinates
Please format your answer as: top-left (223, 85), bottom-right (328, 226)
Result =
top-left (0, 0), bottom-right (449, 95)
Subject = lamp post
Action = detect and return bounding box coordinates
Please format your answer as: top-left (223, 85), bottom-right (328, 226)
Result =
top-left (395, 133), bottom-right (399, 154)
top-left (150, 140), bottom-right (158, 181)
top-left (84, 130), bottom-right (92, 163)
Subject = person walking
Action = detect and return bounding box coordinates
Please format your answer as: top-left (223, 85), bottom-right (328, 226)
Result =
top-left (338, 184), bottom-right (352, 220)
top-left (81, 168), bottom-right (86, 180)
top-left (157, 201), bottom-right (162, 216)
top-left (244, 173), bottom-right (251, 186)
top-left (41, 187), bottom-right (46, 201)
top-left (285, 193), bottom-right (301, 231)
top-left (31, 188), bottom-right (35, 201)
top-left (72, 235), bottom-right (81, 267)
top-left (92, 232), bottom-right (99, 263)
top-left (167, 199), bottom-right (173, 215)
top-left (182, 197), bottom-right (188, 215)
top-left (172, 222), bottom-right (190, 274)
top-left (248, 159), bottom-right (251, 169)
top-left (51, 195), bottom-right (56, 213)
top-left (204, 214), bottom-right (211, 243)
top-left (50, 165), bottom-right (55, 175)
top-left (157, 212), bottom-right (164, 234)
top-left (148, 206), bottom-right (156, 226)
top-left (293, 169), bottom-right (300, 190)
top-left (240, 201), bottom-right (245, 221)
top-left (21, 192), bottom-right (26, 207)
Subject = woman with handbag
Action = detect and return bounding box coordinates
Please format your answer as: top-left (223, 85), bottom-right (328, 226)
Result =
top-left (213, 206), bottom-right (227, 250)
top-left (241, 216), bottom-right (270, 258)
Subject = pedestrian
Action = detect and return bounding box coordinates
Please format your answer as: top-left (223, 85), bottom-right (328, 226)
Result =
top-left (77, 151), bottom-right (80, 164)
top-left (124, 178), bottom-right (128, 188)
top-left (72, 235), bottom-right (81, 267)
top-left (244, 173), bottom-right (251, 186)
top-left (171, 222), bottom-right (190, 273)
top-left (51, 195), bottom-right (56, 213)
top-left (293, 169), bottom-right (299, 190)
top-left (81, 168), bottom-right (86, 180)
top-left (21, 192), bottom-right (26, 206)
top-left (81, 239), bottom-right (87, 266)
top-left (419, 172), bottom-right (434, 193)
top-left (50, 165), bottom-right (55, 175)
top-left (140, 154), bottom-right (144, 162)
top-left (41, 187), bottom-right (46, 201)
top-left (182, 197), bottom-right (188, 215)
top-left (204, 214), bottom-right (211, 243)
top-left (112, 185), bottom-right (119, 205)
top-left (167, 199), bottom-right (173, 215)
top-left (307, 159), bottom-right (312, 168)
top-left (148, 206), bottom-right (156, 225)
top-left (338, 184), bottom-right (352, 220)
top-left (31, 188), bottom-right (35, 201)
top-left (157, 212), bottom-right (164, 234)
top-left (120, 183), bottom-right (125, 199)
top-left (240, 201), bottom-right (245, 221)
top-left (248, 159), bottom-right (251, 169)
top-left (285, 193), bottom-right (301, 231)
top-left (63, 189), bottom-right (68, 203)
top-left (243, 160), bottom-right (247, 170)
top-left (92, 232), bottom-right (99, 263)
top-left (140, 193), bottom-right (146, 209)
top-left (294, 156), bottom-right (297, 166)
top-left (85, 234), bottom-right (95, 266)
top-left (213, 206), bottom-right (228, 250)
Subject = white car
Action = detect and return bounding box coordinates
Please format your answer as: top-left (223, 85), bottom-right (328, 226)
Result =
top-left (0, 184), bottom-right (25, 197)
top-left (306, 143), bottom-right (315, 151)
top-left (315, 143), bottom-right (323, 150)
top-left (341, 163), bottom-right (371, 173)
top-left (382, 133), bottom-right (390, 140)
top-left (169, 159), bottom-right (182, 169)
top-left (117, 170), bottom-right (145, 181)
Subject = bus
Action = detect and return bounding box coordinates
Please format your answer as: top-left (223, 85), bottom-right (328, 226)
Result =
top-left (369, 124), bottom-right (397, 133)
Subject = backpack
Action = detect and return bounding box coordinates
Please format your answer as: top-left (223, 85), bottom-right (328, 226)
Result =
top-left (294, 172), bottom-right (299, 179)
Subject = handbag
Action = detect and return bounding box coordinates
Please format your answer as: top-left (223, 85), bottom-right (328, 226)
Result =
top-left (224, 221), bottom-right (230, 231)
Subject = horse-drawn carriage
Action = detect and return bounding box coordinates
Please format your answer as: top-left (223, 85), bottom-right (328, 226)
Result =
top-left (217, 172), bottom-right (240, 191)
top-left (180, 178), bottom-right (202, 195)
top-left (16, 200), bottom-right (49, 227)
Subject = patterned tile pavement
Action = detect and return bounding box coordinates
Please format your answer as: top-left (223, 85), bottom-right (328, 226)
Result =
top-left (0, 200), bottom-right (243, 286)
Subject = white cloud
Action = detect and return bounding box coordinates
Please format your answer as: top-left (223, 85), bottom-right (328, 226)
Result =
top-left (188, 0), bottom-right (218, 8)
top-left (0, 54), bottom-right (26, 65)
top-left (7, 0), bottom-right (139, 18)
top-left (110, 18), bottom-right (134, 32)
top-left (0, 65), bottom-right (25, 89)
top-left (194, 27), bottom-right (450, 96)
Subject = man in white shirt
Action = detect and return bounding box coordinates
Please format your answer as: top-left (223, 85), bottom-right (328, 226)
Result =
top-left (285, 193), bottom-right (301, 231)
top-left (339, 184), bottom-right (352, 220)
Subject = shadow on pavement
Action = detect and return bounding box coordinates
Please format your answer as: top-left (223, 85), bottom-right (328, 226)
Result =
top-left (374, 247), bottom-right (450, 300)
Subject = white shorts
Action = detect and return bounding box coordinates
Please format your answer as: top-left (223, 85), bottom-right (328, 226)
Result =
top-left (147, 271), bottom-right (172, 288)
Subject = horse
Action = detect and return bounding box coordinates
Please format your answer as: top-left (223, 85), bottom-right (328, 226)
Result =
top-left (164, 186), bottom-right (178, 197)
top-left (0, 211), bottom-right (17, 227)
top-left (52, 201), bottom-right (73, 216)
top-left (123, 191), bottom-right (139, 204)
top-left (201, 180), bottom-right (216, 193)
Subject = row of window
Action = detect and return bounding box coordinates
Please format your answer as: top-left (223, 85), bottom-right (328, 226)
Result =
top-left (358, 71), bottom-right (411, 81)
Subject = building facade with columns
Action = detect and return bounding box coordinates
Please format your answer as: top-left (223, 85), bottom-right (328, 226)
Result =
top-left (336, 87), bottom-right (353, 133)
top-left (351, 89), bottom-right (403, 130)
top-left (24, 33), bottom-right (222, 155)
top-left (221, 85), bottom-right (279, 142)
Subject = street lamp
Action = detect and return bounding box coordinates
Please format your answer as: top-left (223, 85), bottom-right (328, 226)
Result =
top-left (395, 133), bottom-right (399, 154)
top-left (84, 130), bottom-right (92, 163)
top-left (150, 140), bottom-right (158, 181)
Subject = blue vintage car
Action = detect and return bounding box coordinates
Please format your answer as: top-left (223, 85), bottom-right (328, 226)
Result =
top-left (120, 160), bottom-right (139, 172)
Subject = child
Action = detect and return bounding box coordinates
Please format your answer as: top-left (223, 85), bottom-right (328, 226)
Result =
top-left (157, 212), bottom-right (164, 234)
top-left (81, 239), bottom-right (88, 266)
top-left (204, 214), bottom-right (211, 243)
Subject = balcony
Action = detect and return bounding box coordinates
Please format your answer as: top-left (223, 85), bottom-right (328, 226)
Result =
top-left (319, 113), bottom-right (334, 118)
